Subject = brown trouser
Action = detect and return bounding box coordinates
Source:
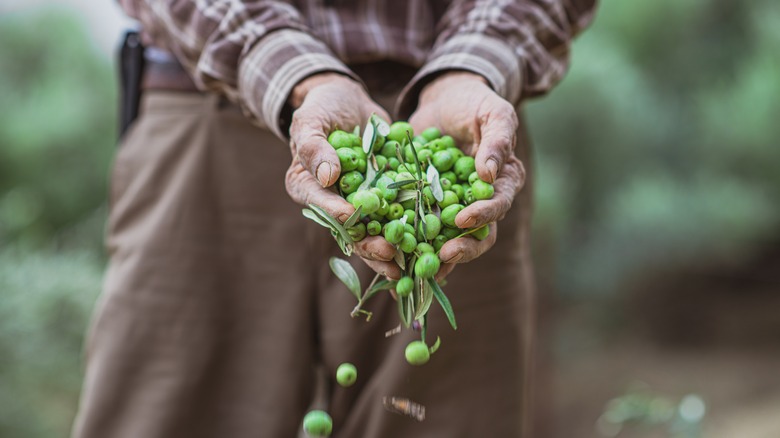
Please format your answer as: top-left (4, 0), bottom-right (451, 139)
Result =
top-left (72, 90), bottom-right (536, 437)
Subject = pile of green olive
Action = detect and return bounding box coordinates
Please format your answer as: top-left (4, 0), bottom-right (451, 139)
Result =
top-left (328, 121), bottom-right (493, 282)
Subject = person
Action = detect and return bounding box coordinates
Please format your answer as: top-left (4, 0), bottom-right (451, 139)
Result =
top-left (72, 1), bottom-right (595, 437)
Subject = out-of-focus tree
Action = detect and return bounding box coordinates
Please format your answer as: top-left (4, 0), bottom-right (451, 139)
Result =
top-left (528, 0), bottom-right (780, 298)
top-left (0, 10), bottom-right (115, 252)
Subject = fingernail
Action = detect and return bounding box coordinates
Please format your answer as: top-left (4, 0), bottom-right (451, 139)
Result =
top-left (337, 213), bottom-right (350, 223)
top-left (486, 158), bottom-right (498, 182)
top-left (460, 215), bottom-right (476, 228)
top-left (316, 162), bottom-right (332, 187)
top-left (442, 250), bottom-right (464, 264)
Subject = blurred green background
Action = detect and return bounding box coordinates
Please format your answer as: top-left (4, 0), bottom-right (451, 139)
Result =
top-left (1, 0), bottom-right (778, 437)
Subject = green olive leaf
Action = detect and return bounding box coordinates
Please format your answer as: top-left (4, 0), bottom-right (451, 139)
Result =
top-left (358, 161), bottom-right (377, 191)
top-left (371, 114), bottom-right (391, 136)
top-left (421, 314), bottom-right (428, 342)
top-left (426, 165), bottom-right (444, 202)
top-left (353, 125), bottom-right (361, 136)
top-left (393, 246), bottom-right (406, 270)
top-left (405, 294), bottom-right (414, 328)
top-left (302, 208), bottom-right (334, 229)
top-left (307, 204), bottom-right (354, 256)
top-left (415, 277), bottom-right (434, 319)
top-left (343, 205), bottom-right (362, 228)
top-left (362, 116), bottom-right (377, 154)
top-left (428, 278), bottom-right (457, 330)
top-left (406, 131), bottom-right (423, 180)
top-left (398, 292), bottom-right (411, 327)
top-left (387, 180), bottom-right (417, 190)
top-left (329, 257), bottom-right (361, 300)
top-left (364, 279), bottom-right (398, 301)
top-left (429, 336), bottom-right (441, 354)
top-left (396, 190), bottom-right (417, 203)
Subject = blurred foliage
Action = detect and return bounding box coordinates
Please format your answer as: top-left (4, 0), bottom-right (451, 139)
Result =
top-left (1, 0), bottom-right (779, 436)
top-left (0, 9), bottom-right (115, 251)
top-left (528, 0), bottom-right (780, 298)
top-left (0, 9), bottom-right (112, 436)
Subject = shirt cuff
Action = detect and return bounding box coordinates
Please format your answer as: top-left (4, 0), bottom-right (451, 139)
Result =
top-left (238, 29), bottom-right (359, 140)
top-left (395, 34), bottom-right (523, 120)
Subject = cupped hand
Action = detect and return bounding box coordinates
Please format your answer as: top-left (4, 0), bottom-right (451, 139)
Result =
top-left (284, 73), bottom-right (402, 279)
top-left (409, 72), bottom-right (526, 277)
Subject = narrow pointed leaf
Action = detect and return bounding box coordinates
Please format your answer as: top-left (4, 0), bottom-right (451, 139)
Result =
top-left (359, 161), bottom-right (377, 191)
top-left (428, 278), bottom-right (457, 330)
top-left (364, 279), bottom-right (397, 301)
top-left (387, 179), bottom-right (417, 190)
top-left (415, 278), bottom-right (434, 319)
top-left (308, 204), bottom-right (353, 244)
top-left (397, 190), bottom-right (417, 202)
top-left (426, 165), bottom-right (444, 202)
top-left (329, 257), bottom-right (361, 300)
top-left (344, 205), bottom-right (362, 228)
top-left (353, 125), bottom-right (361, 136)
top-left (302, 208), bottom-right (334, 229)
top-left (393, 247), bottom-right (406, 270)
top-left (406, 131), bottom-right (423, 179)
top-left (362, 116), bottom-right (377, 154)
top-left (398, 293), bottom-right (411, 327)
top-left (372, 114), bottom-right (391, 136)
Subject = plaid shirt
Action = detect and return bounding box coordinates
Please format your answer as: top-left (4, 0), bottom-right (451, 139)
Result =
top-left (121, 0), bottom-right (596, 139)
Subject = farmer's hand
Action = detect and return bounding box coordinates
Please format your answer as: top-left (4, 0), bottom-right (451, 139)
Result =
top-left (409, 72), bottom-right (526, 280)
top-left (284, 73), bottom-right (402, 279)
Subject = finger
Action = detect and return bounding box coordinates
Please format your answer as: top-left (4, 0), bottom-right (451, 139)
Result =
top-left (434, 263), bottom-right (456, 282)
top-left (285, 158), bottom-right (355, 223)
top-left (354, 236), bottom-right (396, 261)
top-left (455, 156), bottom-right (525, 228)
top-left (290, 113), bottom-right (341, 187)
top-left (437, 224), bottom-right (498, 264)
top-left (474, 101), bottom-right (518, 183)
top-left (361, 257), bottom-right (403, 280)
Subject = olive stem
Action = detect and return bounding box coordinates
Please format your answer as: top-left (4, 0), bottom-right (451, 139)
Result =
top-left (350, 273), bottom-right (382, 319)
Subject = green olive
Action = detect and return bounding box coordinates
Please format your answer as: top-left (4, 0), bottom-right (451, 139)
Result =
top-left (441, 227), bottom-right (461, 240)
top-left (417, 148), bottom-right (433, 165)
top-left (388, 157), bottom-right (401, 171)
top-left (414, 252), bottom-right (440, 279)
top-left (468, 171), bottom-right (480, 185)
top-left (347, 222), bottom-right (366, 241)
top-left (336, 148), bottom-right (359, 172)
top-left (396, 276), bottom-right (414, 297)
top-left (419, 213), bottom-right (441, 240)
top-left (380, 140), bottom-right (401, 158)
top-left (440, 135), bottom-right (455, 149)
top-left (395, 171), bottom-right (416, 190)
top-left (328, 130), bottom-right (353, 149)
top-left (447, 147), bottom-right (464, 162)
top-left (402, 209), bottom-right (415, 225)
top-left (302, 410), bottom-right (333, 436)
top-left (422, 186), bottom-right (435, 205)
top-left (440, 171), bottom-right (457, 185)
top-left (471, 224), bottom-right (490, 241)
top-left (374, 154), bottom-right (388, 171)
top-left (388, 121), bottom-right (414, 144)
top-left (454, 156), bottom-right (476, 182)
top-left (351, 190), bottom-right (381, 215)
top-left (421, 127), bottom-right (441, 141)
top-left (400, 232), bottom-right (417, 253)
top-left (440, 178), bottom-right (452, 191)
top-left (416, 242), bottom-right (435, 253)
top-left (471, 179), bottom-right (495, 200)
top-left (383, 220), bottom-right (405, 245)
top-left (336, 363), bottom-right (357, 387)
top-left (405, 340), bottom-right (430, 366)
top-left (387, 203), bottom-right (404, 220)
top-left (438, 190), bottom-right (459, 209)
top-left (433, 234), bottom-right (448, 252)
top-left (427, 138), bottom-right (447, 153)
top-left (441, 204), bottom-right (465, 228)
top-left (451, 183), bottom-right (465, 201)
top-left (375, 176), bottom-right (398, 202)
top-left (432, 150), bottom-right (455, 172)
top-left (339, 171), bottom-right (364, 195)
top-left (367, 220), bottom-right (382, 236)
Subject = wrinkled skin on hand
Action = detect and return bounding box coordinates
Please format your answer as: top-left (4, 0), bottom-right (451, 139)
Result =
top-left (284, 73), bottom-right (402, 279)
top-left (409, 72), bottom-right (527, 280)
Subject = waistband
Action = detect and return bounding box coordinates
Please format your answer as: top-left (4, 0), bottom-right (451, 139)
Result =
top-left (141, 48), bottom-right (417, 97)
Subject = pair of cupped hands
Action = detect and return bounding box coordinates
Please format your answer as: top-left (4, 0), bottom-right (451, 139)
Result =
top-left (285, 71), bottom-right (526, 280)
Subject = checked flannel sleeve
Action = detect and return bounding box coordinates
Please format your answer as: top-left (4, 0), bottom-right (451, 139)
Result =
top-left (119, 0), bottom-right (359, 139)
top-left (396, 0), bottom-right (598, 118)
